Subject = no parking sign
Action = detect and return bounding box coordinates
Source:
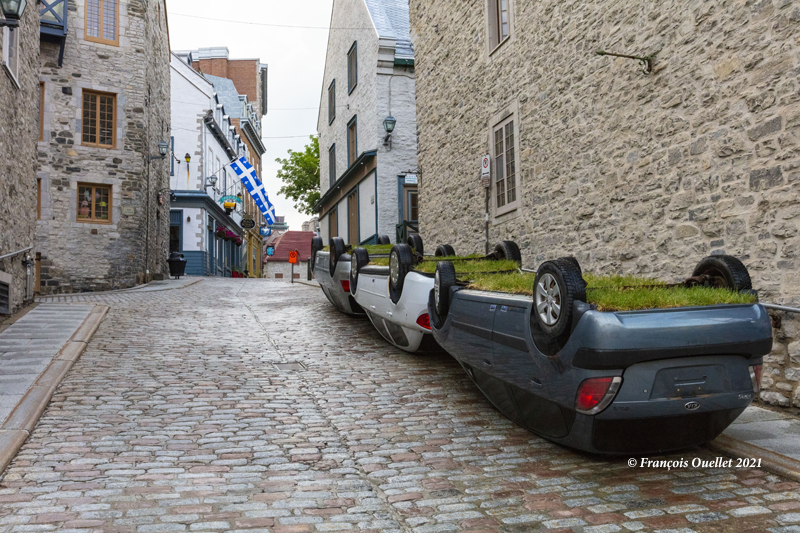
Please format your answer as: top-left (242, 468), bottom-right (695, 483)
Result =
top-left (481, 155), bottom-right (491, 188)
top-left (288, 251), bottom-right (298, 264)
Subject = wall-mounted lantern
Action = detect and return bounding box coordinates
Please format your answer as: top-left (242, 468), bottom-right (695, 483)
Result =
top-left (383, 115), bottom-right (396, 151)
top-left (149, 140), bottom-right (170, 161)
top-left (185, 153), bottom-right (191, 164)
top-left (0, 0), bottom-right (27, 27)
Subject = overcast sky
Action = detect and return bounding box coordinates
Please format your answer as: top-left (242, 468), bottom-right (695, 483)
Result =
top-left (166, 0), bottom-right (334, 231)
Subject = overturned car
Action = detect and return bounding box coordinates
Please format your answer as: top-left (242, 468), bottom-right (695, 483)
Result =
top-left (429, 254), bottom-right (772, 454)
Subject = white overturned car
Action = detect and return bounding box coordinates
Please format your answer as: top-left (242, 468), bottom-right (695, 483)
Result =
top-left (349, 238), bottom-right (522, 353)
top-left (311, 236), bottom-right (364, 316)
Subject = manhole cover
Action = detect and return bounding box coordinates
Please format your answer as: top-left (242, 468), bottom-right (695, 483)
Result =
top-left (274, 362), bottom-right (306, 371)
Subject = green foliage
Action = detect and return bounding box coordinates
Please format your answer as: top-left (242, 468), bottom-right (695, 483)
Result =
top-left (275, 136), bottom-right (320, 215)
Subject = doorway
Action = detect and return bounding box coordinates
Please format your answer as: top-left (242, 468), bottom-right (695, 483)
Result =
top-left (348, 192), bottom-right (359, 245)
top-left (169, 211), bottom-right (182, 254)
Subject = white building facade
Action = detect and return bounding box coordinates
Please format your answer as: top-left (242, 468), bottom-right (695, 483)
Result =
top-left (169, 53), bottom-right (249, 276)
top-left (316, 0), bottom-right (418, 246)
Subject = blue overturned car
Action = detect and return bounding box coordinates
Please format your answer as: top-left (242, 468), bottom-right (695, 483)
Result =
top-left (429, 255), bottom-right (772, 454)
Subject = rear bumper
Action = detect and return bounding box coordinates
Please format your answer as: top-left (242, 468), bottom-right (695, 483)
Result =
top-left (313, 252), bottom-right (364, 315)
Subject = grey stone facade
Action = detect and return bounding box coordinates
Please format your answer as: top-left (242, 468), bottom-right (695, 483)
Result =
top-left (36, 0), bottom-right (171, 294)
top-left (410, 0), bottom-right (800, 405)
top-left (0, 4), bottom-right (41, 314)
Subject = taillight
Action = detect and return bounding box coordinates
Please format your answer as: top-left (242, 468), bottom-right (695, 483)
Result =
top-left (575, 377), bottom-right (622, 415)
top-left (750, 364), bottom-right (763, 393)
top-left (340, 280), bottom-right (351, 293)
top-left (416, 313), bottom-right (431, 330)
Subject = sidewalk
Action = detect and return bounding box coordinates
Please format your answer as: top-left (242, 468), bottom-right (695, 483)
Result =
top-left (36, 276), bottom-right (201, 302)
top-left (709, 404), bottom-right (800, 482)
top-left (0, 303), bottom-right (108, 474)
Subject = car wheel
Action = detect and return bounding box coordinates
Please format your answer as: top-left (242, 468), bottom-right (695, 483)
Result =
top-left (389, 244), bottom-right (414, 304)
top-left (311, 236), bottom-right (323, 265)
top-left (407, 234), bottom-right (424, 256)
top-left (494, 240), bottom-right (522, 264)
top-left (692, 255), bottom-right (752, 291)
top-left (350, 248), bottom-right (370, 295)
top-left (329, 237), bottom-right (346, 277)
top-left (532, 257), bottom-right (587, 341)
top-left (378, 235), bottom-right (391, 245)
top-left (435, 244), bottom-right (456, 257)
top-left (435, 261), bottom-right (457, 320)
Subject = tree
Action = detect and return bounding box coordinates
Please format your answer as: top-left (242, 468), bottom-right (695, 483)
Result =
top-left (275, 136), bottom-right (320, 216)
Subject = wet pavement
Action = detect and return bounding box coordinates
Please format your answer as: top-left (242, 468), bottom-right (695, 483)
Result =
top-left (0, 278), bottom-right (798, 533)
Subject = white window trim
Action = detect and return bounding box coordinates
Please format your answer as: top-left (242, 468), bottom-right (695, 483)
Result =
top-left (2, 26), bottom-right (20, 89)
top-left (488, 101), bottom-right (522, 220)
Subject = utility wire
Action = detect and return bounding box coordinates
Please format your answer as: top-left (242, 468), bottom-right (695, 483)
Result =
top-left (169, 12), bottom-right (375, 31)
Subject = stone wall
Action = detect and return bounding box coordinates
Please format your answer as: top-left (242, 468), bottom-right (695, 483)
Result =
top-left (410, 0), bottom-right (800, 406)
top-left (0, 5), bottom-right (41, 314)
top-left (265, 260), bottom-right (308, 281)
top-left (36, 0), bottom-right (171, 294)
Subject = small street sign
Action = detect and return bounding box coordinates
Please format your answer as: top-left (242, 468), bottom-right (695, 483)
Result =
top-left (241, 218), bottom-right (256, 230)
top-left (288, 251), bottom-right (298, 264)
top-left (266, 246), bottom-right (275, 256)
top-left (260, 227), bottom-right (272, 237)
top-left (481, 155), bottom-right (491, 188)
top-left (404, 174), bottom-right (418, 185)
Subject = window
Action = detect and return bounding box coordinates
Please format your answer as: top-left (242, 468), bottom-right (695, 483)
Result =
top-left (39, 82), bottom-right (45, 141)
top-left (37, 179), bottom-right (42, 220)
top-left (82, 90), bottom-right (116, 148)
top-left (347, 42), bottom-right (357, 93)
top-left (329, 144), bottom-right (336, 187)
top-left (85, 0), bottom-right (119, 46)
top-left (329, 209), bottom-right (338, 239)
top-left (493, 117), bottom-right (517, 213)
top-left (328, 80), bottom-right (336, 124)
top-left (488, 0), bottom-right (510, 50)
top-left (77, 183), bottom-right (112, 223)
top-left (2, 27), bottom-right (19, 86)
top-left (347, 116), bottom-right (357, 167)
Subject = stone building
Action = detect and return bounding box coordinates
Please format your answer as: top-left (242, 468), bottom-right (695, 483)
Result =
top-left (182, 47), bottom-right (269, 277)
top-left (169, 53), bottom-right (249, 277)
top-left (263, 231), bottom-right (314, 281)
top-left (316, 0), bottom-right (418, 246)
top-left (0, 1), bottom-right (41, 315)
top-left (409, 0), bottom-right (800, 405)
top-left (36, 0), bottom-right (171, 294)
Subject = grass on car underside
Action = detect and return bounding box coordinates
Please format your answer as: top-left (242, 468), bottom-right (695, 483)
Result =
top-left (466, 271), bottom-right (758, 311)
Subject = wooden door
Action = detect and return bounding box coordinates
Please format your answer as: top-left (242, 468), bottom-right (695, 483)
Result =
top-left (348, 192), bottom-right (359, 245)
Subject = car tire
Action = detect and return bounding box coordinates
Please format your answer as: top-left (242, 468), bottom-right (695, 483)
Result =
top-left (435, 244), bottom-right (456, 257)
top-left (311, 236), bottom-right (323, 266)
top-left (407, 234), bottom-right (424, 256)
top-left (435, 261), bottom-right (457, 320)
top-left (389, 244), bottom-right (414, 304)
top-left (329, 237), bottom-right (346, 277)
top-left (531, 258), bottom-right (587, 341)
top-left (378, 235), bottom-right (391, 245)
top-left (495, 240), bottom-right (522, 264)
top-left (692, 255), bottom-right (753, 291)
top-left (350, 248), bottom-right (370, 295)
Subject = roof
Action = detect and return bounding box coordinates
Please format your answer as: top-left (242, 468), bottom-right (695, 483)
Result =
top-left (268, 231), bottom-right (315, 262)
top-left (364, 0), bottom-right (414, 60)
top-left (204, 74), bottom-right (244, 119)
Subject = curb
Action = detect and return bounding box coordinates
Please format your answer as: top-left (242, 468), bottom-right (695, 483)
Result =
top-left (707, 434), bottom-right (800, 483)
top-left (296, 280), bottom-right (319, 288)
top-left (36, 278), bottom-right (202, 302)
top-left (0, 304), bottom-right (110, 476)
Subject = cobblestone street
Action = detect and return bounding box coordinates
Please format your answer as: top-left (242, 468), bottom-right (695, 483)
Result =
top-left (0, 279), bottom-right (799, 533)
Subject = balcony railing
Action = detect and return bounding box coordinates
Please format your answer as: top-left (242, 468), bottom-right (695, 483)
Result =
top-left (40, 0), bottom-right (68, 66)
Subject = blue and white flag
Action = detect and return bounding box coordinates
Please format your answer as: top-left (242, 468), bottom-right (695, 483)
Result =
top-left (230, 156), bottom-right (277, 225)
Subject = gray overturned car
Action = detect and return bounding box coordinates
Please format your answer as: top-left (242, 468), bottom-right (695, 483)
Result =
top-left (429, 255), bottom-right (772, 454)
top-left (311, 236), bottom-right (365, 316)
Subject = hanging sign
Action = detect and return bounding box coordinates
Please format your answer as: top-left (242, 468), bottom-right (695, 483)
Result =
top-left (260, 227), bottom-right (272, 237)
top-left (219, 195), bottom-right (241, 205)
top-left (481, 155), bottom-right (491, 188)
top-left (266, 246), bottom-right (275, 256)
top-left (241, 218), bottom-right (256, 230)
top-left (404, 174), bottom-right (418, 185)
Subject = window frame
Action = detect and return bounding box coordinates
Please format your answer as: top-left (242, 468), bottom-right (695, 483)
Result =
top-left (329, 144), bottom-right (336, 188)
top-left (39, 82), bottom-right (45, 141)
top-left (85, 0), bottom-right (120, 46)
top-left (2, 26), bottom-right (20, 88)
top-left (486, 0), bottom-right (513, 54)
top-left (329, 208), bottom-right (338, 239)
top-left (347, 116), bottom-right (358, 168)
top-left (347, 42), bottom-right (358, 94)
top-left (76, 183), bottom-right (113, 224)
top-left (82, 90), bottom-right (117, 149)
top-left (492, 114), bottom-right (520, 216)
top-left (37, 179), bottom-right (42, 220)
top-left (328, 79), bottom-right (336, 124)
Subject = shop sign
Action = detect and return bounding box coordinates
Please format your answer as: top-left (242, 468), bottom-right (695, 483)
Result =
top-left (241, 218), bottom-right (256, 230)
top-left (219, 195), bottom-right (241, 205)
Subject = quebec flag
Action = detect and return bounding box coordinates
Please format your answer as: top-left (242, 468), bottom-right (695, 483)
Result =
top-left (229, 157), bottom-right (277, 225)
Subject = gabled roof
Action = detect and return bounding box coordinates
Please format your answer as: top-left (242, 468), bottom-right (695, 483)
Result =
top-left (364, 0), bottom-right (414, 60)
top-left (268, 231), bottom-right (315, 262)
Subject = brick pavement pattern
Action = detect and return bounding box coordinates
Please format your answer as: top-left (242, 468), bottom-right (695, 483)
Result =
top-left (1, 278), bottom-right (799, 533)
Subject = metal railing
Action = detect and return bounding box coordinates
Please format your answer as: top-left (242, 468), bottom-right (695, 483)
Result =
top-left (396, 221), bottom-right (419, 245)
top-left (0, 246), bottom-right (33, 262)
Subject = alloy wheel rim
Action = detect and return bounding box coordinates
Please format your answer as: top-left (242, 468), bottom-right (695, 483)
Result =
top-left (390, 252), bottom-right (399, 286)
top-left (434, 270), bottom-right (441, 309)
top-left (535, 273), bottom-right (562, 326)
